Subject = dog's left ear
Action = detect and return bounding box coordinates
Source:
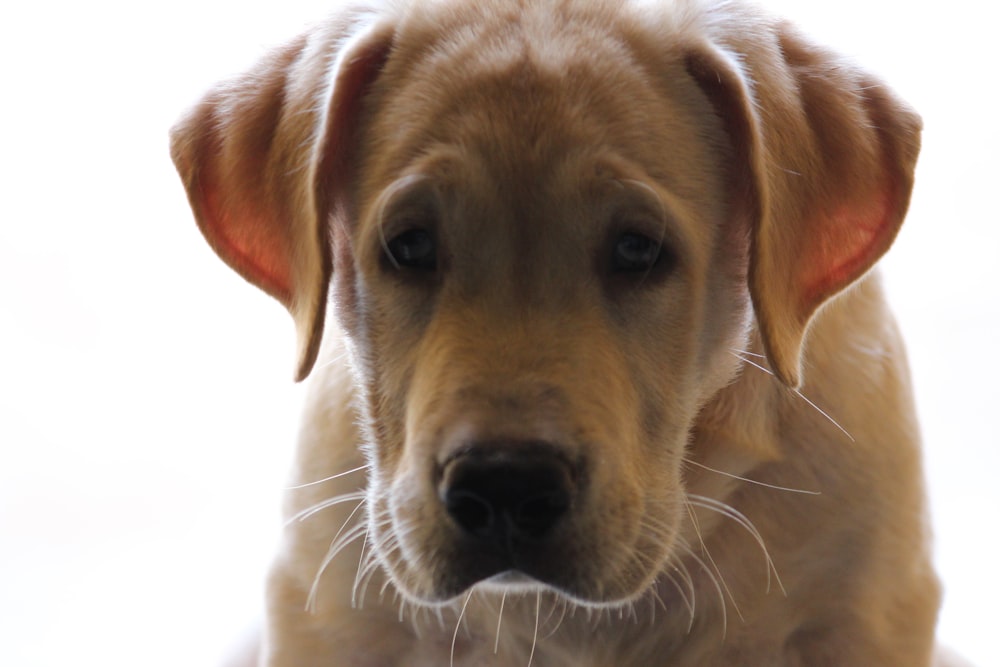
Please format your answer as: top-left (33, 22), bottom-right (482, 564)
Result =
top-left (686, 21), bottom-right (922, 388)
top-left (170, 18), bottom-right (394, 381)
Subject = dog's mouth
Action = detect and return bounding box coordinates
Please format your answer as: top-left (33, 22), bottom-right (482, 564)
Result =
top-left (372, 440), bottom-right (680, 607)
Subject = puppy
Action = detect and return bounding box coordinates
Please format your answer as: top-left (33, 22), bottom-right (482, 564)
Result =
top-left (171, 0), bottom-right (953, 664)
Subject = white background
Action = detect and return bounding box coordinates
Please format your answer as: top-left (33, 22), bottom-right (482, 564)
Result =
top-left (1, 1), bottom-right (996, 665)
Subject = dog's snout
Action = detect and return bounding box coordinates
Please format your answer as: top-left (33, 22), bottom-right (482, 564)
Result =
top-left (440, 445), bottom-right (574, 544)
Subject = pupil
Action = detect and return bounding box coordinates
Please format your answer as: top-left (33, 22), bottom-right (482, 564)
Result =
top-left (390, 229), bottom-right (435, 269)
top-left (400, 231), bottom-right (429, 260)
top-left (617, 234), bottom-right (658, 269)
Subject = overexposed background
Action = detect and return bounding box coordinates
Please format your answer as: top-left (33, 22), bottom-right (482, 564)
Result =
top-left (1, 1), bottom-right (996, 665)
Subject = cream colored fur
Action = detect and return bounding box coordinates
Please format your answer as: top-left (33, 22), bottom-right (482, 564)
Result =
top-left (171, 1), bottom-right (956, 664)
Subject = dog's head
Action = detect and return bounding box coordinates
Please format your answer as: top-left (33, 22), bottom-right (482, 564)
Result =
top-left (171, 0), bottom-right (920, 608)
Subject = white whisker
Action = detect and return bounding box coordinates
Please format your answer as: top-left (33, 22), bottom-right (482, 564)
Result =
top-left (316, 349), bottom-right (351, 371)
top-left (661, 564), bottom-right (695, 630)
top-left (305, 501), bottom-right (368, 614)
top-left (350, 527), bottom-right (372, 608)
top-left (286, 491), bottom-right (366, 525)
top-left (354, 548), bottom-right (383, 609)
top-left (645, 585), bottom-right (660, 626)
top-left (789, 387), bottom-right (855, 442)
top-left (539, 594), bottom-right (562, 632)
top-left (729, 350), bottom-right (855, 442)
top-left (684, 459), bottom-right (820, 495)
top-left (451, 591), bottom-right (473, 667)
top-left (435, 606), bottom-right (447, 632)
top-left (494, 590), bottom-right (507, 654)
top-left (541, 597), bottom-right (569, 640)
top-left (679, 543), bottom-right (728, 639)
top-left (285, 464), bottom-right (369, 490)
top-left (527, 590), bottom-right (541, 667)
top-left (687, 494), bottom-right (787, 597)
top-left (321, 499), bottom-right (367, 554)
top-left (380, 572), bottom-right (395, 600)
top-left (686, 502), bottom-right (744, 626)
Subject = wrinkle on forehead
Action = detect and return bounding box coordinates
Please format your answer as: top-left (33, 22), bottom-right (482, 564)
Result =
top-left (361, 0), bottom-right (691, 186)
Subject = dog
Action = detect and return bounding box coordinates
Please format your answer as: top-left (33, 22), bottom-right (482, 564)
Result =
top-left (171, 0), bottom-right (955, 664)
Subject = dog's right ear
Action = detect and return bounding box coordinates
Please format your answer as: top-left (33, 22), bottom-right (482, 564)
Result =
top-left (684, 21), bottom-right (921, 389)
top-left (170, 16), bottom-right (394, 381)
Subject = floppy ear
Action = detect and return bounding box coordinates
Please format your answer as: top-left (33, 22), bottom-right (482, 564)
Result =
top-left (170, 17), bottom-right (394, 381)
top-left (686, 21), bottom-right (922, 388)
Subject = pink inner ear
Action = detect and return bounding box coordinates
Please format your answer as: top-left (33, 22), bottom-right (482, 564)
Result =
top-left (799, 181), bottom-right (897, 313)
top-left (198, 164), bottom-right (294, 307)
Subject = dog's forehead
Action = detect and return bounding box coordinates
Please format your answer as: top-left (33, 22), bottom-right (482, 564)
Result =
top-left (359, 1), bottom-right (718, 201)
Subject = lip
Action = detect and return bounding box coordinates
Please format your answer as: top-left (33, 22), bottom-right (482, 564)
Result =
top-left (450, 570), bottom-right (562, 600)
top-left (481, 570), bottom-right (541, 589)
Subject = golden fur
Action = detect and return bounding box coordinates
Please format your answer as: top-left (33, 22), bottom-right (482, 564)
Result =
top-left (171, 1), bottom-right (957, 664)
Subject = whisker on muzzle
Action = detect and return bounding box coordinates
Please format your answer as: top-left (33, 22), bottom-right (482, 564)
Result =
top-left (353, 544), bottom-right (384, 609)
top-left (305, 500), bottom-right (369, 613)
top-left (684, 501), bottom-right (744, 629)
top-left (450, 590), bottom-right (474, 667)
top-left (284, 464), bottom-right (369, 490)
top-left (286, 490), bottom-right (367, 525)
top-left (528, 590), bottom-right (541, 667)
top-left (676, 538), bottom-right (729, 639)
top-left (660, 561), bottom-right (696, 632)
top-left (494, 590), bottom-right (507, 654)
top-left (540, 595), bottom-right (570, 641)
top-left (350, 525), bottom-right (373, 609)
top-left (686, 493), bottom-right (787, 597)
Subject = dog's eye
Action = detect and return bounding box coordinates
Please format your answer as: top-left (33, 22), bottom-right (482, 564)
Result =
top-left (612, 232), bottom-right (662, 273)
top-left (385, 228), bottom-right (437, 270)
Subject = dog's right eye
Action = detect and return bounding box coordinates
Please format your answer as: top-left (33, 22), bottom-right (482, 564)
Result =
top-left (611, 232), bottom-right (665, 274)
top-left (384, 228), bottom-right (437, 271)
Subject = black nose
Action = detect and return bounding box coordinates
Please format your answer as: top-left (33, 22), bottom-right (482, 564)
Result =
top-left (440, 445), bottom-right (574, 544)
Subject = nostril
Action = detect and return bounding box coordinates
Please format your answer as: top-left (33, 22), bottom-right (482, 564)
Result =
top-left (445, 489), bottom-right (496, 537)
top-left (514, 490), bottom-right (570, 539)
top-left (439, 445), bottom-right (574, 544)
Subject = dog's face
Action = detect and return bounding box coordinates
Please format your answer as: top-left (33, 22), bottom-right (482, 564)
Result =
top-left (171, 0), bottom-right (920, 614)
top-left (337, 27), bottom-right (753, 603)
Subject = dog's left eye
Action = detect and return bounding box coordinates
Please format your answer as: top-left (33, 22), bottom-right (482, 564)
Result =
top-left (385, 228), bottom-right (437, 271)
top-left (612, 232), bottom-right (662, 273)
